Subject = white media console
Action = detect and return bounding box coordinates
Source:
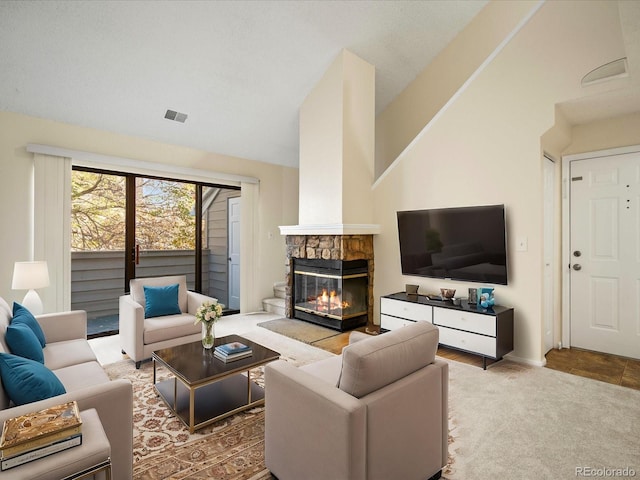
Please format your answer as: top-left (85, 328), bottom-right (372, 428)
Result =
top-left (380, 292), bottom-right (514, 369)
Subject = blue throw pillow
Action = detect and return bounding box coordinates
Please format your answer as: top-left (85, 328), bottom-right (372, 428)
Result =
top-left (144, 284), bottom-right (181, 318)
top-left (6, 322), bottom-right (44, 363)
top-left (0, 353), bottom-right (65, 406)
top-left (12, 302), bottom-right (46, 347)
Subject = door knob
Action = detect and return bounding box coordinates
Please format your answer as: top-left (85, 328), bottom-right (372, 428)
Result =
top-left (572, 264), bottom-right (582, 271)
top-left (573, 250), bottom-right (581, 257)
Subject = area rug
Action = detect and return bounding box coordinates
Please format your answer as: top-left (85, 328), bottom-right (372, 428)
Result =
top-left (104, 328), bottom-right (335, 479)
top-left (106, 360), bottom-right (271, 479)
top-left (256, 317), bottom-right (340, 344)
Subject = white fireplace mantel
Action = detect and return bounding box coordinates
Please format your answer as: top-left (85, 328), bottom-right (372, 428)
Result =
top-left (279, 224), bottom-right (381, 236)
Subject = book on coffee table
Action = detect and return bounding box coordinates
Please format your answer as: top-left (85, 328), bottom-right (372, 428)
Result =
top-left (214, 349), bottom-right (253, 362)
top-left (215, 341), bottom-right (251, 356)
top-left (214, 342), bottom-right (253, 362)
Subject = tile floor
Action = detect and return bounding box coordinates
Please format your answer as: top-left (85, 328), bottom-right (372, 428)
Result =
top-left (88, 334), bottom-right (124, 366)
top-left (545, 347), bottom-right (640, 390)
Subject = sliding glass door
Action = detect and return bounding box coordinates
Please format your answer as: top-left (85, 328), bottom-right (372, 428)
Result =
top-left (131, 177), bottom-right (197, 285)
top-left (71, 170), bottom-right (127, 335)
top-left (71, 168), bottom-right (240, 336)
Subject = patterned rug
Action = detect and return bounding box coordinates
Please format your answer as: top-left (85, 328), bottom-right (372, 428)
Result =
top-left (103, 326), bottom-right (336, 480)
top-left (103, 324), bottom-right (457, 480)
top-left (105, 359), bottom-right (273, 480)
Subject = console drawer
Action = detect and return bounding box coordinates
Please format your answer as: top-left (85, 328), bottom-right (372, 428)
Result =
top-left (380, 298), bottom-right (432, 322)
top-left (438, 326), bottom-right (496, 358)
top-left (381, 314), bottom-right (417, 330)
top-left (434, 308), bottom-right (496, 337)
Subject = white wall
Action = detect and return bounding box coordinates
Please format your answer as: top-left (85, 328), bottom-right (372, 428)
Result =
top-left (372, 1), bottom-right (630, 365)
top-left (0, 111), bottom-right (299, 312)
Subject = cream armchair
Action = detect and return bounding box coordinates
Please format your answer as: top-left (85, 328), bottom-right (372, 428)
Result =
top-left (265, 320), bottom-right (448, 480)
top-left (119, 275), bottom-right (217, 368)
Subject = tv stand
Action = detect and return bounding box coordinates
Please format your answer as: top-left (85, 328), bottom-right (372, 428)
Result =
top-left (380, 292), bottom-right (514, 369)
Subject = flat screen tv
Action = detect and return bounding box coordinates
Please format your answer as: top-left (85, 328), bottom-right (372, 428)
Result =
top-left (397, 204), bottom-right (508, 285)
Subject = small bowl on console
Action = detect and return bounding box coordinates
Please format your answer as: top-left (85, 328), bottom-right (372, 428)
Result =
top-left (440, 288), bottom-right (456, 300)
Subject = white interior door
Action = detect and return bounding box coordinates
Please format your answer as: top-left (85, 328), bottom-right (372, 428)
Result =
top-left (543, 157), bottom-right (555, 353)
top-left (228, 197), bottom-right (241, 310)
top-left (569, 152), bottom-right (640, 359)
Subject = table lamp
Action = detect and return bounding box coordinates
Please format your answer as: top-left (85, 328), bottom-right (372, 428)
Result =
top-left (12, 261), bottom-right (50, 315)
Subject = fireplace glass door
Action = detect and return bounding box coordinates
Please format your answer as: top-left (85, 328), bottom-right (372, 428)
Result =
top-left (293, 259), bottom-right (368, 328)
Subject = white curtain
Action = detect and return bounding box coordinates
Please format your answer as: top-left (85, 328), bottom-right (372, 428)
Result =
top-left (34, 153), bottom-right (72, 312)
top-left (240, 181), bottom-right (259, 312)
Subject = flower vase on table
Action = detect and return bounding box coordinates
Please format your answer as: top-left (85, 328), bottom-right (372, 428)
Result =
top-left (194, 300), bottom-right (224, 350)
top-left (202, 321), bottom-right (215, 349)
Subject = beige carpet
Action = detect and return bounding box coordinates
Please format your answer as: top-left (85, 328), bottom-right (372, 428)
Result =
top-left (445, 360), bottom-right (640, 479)
top-left (257, 317), bottom-right (340, 344)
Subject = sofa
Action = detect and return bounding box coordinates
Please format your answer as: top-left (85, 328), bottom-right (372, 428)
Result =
top-left (264, 320), bottom-right (448, 480)
top-left (0, 297), bottom-right (133, 479)
top-left (119, 275), bottom-right (218, 368)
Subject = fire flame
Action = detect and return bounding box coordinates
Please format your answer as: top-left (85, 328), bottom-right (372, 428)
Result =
top-left (315, 288), bottom-right (350, 313)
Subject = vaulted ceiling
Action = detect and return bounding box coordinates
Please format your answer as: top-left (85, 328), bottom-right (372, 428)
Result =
top-left (2, 1), bottom-right (639, 170)
top-left (0, 0), bottom-right (486, 168)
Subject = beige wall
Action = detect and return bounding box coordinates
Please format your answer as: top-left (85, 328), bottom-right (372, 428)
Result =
top-left (299, 49), bottom-right (375, 226)
top-left (299, 52), bottom-right (344, 225)
top-left (0, 111), bottom-right (298, 311)
top-left (374, 0), bottom-right (540, 179)
top-left (372, 0), bottom-right (630, 365)
top-left (563, 112), bottom-right (640, 156)
top-left (342, 50), bottom-right (375, 225)
top-left (540, 108), bottom-right (572, 352)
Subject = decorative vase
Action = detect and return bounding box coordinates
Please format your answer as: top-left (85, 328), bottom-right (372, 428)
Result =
top-left (202, 322), bottom-right (215, 349)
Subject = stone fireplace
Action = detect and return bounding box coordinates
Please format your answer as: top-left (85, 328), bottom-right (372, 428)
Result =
top-left (285, 234), bottom-right (374, 331)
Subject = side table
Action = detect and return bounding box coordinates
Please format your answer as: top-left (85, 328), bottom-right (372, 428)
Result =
top-left (3, 408), bottom-right (112, 480)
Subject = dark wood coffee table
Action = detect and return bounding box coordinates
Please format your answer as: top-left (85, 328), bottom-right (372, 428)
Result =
top-left (152, 334), bottom-right (280, 433)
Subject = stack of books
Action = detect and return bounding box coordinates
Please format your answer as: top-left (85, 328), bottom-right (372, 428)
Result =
top-left (214, 341), bottom-right (253, 362)
top-left (0, 401), bottom-right (83, 471)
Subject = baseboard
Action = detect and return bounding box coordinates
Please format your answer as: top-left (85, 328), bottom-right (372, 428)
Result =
top-left (503, 352), bottom-right (546, 367)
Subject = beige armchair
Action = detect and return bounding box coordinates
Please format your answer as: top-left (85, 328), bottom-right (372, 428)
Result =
top-left (264, 320), bottom-right (448, 480)
top-left (119, 275), bottom-right (217, 368)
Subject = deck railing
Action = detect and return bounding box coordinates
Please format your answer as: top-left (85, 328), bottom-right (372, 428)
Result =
top-left (71, 250), bottom-right (219, 321)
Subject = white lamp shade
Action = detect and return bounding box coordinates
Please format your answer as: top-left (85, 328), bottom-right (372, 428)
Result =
top-left (12, 261), bottom-right (50, 290)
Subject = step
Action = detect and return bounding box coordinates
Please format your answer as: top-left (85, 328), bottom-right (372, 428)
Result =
top-left (273, 281), bottom-right (287, 299)
top-left (263, 297), bottom-right (285, 316)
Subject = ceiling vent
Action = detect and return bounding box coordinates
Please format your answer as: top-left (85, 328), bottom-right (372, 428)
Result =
top-left (164, 109), bottom-right (188, 123)
top-left (581, 58), bottom-right (628, 87)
